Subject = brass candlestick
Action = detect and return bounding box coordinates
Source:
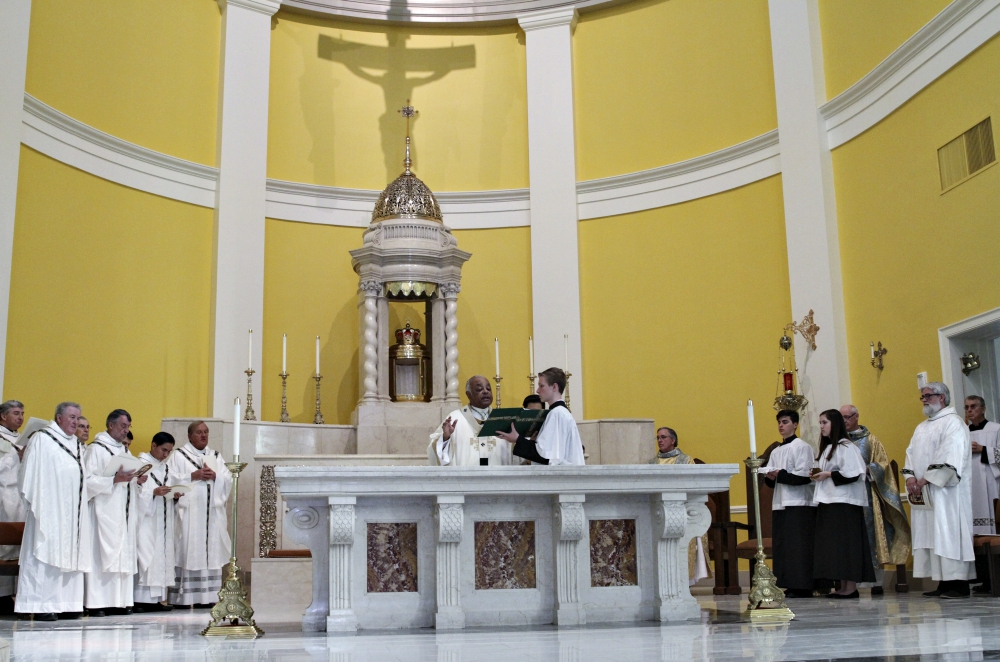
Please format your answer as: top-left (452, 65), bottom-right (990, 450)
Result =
top-left (243, 368), bottom-right (256, 421)
top-left (744, 455), bottom-right (794, 623)
top-left (202, 460), bottom-right (263, 638)
top-left (564, 372), bottom-right (572, 411)
top-left (313, 374), bottom-right (324, 425)
top-left (494, 375), bottom-right (503, 408)
top-left (279, 371), bottom-right (290, 423)
top-left (528, 373), bottom-right (536, 395)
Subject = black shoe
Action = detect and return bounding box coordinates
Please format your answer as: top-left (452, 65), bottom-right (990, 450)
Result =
top-left (0, 596), bottom-right (14, 615)
top-left (974, 585), bottom-right (992, 595)
top-left (871, 586), bottom-right (884, 596)
top-left (923, 589), bottom-right (942, 597)
top-left (34, 612), bottom-right (57, 621)
top-left (785, 589), bottom-right (814, 598)
top-left (193, 603), bottom-right (215, 610)
top-left (836, 590), bottom-right (860, 599)
top-left (941, 590), bottom-right (970, 599)
top-left (87, 609), bottom-right (105, 617)
top-left (57, 612), bottom-right (82, 620)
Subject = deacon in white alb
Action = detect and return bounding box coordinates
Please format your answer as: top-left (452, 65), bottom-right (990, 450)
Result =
top-left (167, 420), bottom-right (232, 607)
top-left (428, 375), bottom-right (513, 466)
top-left (84, 409), bottom-right (145, 616)
top-left (498, 367), bottom-right (585, 466)
top-left (134, 431), bottom-right (178, 612)
top-left (0, 400), bottom-right (26, 601)
top-left (903, 383), bottom-right (976, 599)
top-left (965, 396), bottom-right (1000, 534)
top-left (15, 403), bottom-right (92, 621)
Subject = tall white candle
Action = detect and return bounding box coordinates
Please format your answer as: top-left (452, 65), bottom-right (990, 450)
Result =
top-left (248, 329), bottom-right (253, 370)
top-left (870, 341), bottom-right (875, 359)
top-left (529, 336), bottom-right (534, 376)
top-left (495, 338), bottom-right (500, 377)
top-left (747, 399), bottom-right (757, 456)
top-left (315, 336), bottom-right (320, 375)
top-left (564, 334), bottom-right (569, 370)
top-left (233, 397), bottom-right (241, 458)
top-left (282, 334), bottom-right (287, 373)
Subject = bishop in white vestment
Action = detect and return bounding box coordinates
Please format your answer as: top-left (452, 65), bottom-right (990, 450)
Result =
top-left (429, 376), bottom-right (513, 466)
top-left (15, 405), bottom-right (92, 619)
top-left (903, 384), bottom-right (976, 597)
top-left (134, 432), bottom-right (177, 610)
top-left (167, 421), bottom-right (232, 606)
top-left (84, 410), bottom-right (144, 614)
top-left (965, 396), bottom-right (1000, 535)
top-left (0, 400), bottom-right (26, 600)
top-left (499, 368), bottom-right (585, 466)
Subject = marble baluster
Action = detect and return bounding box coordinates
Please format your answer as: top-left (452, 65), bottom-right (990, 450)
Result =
top-left (552, 494), bottom-right (586, 625)
top-left (441, 283), bottom-right (460, 406)
top-left (650, 493), bottom-right (707, 622)
top-left (328, 496), bottom-right (358, 632)
top-left (360, 281), bottom-right (379, 402)
top-left (434, 495), bottom-right (465, 629)
top-left (282, 500), bottom-right (330, 632)
top-left (430, 295), bottom-right (446, 403)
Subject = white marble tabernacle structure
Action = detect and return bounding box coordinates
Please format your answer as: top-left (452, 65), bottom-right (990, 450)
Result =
top-left (275, 463), bottom-right (737, 632)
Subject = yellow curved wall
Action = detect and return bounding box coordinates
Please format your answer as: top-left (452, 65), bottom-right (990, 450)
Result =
top-left (262, 222), bottom-right (533, 424)
top-left (5, 148), bottom-right (214, 453)
top-left (572, 0), bottom-right (778, 181)
top-left (835, 34), bottom-right (1000, 467)
top-left (24, 0), bottom-right (220, 166)
top-left (267, 12), bottom-right (529, 192)
top-left (580, 175), bottom-right (790, 499)
top-left (819, 0), bottom-right (951, 100)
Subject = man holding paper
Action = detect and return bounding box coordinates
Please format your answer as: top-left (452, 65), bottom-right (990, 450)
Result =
top-left (167, 420), bottom-right (232, 607)
top-left (84, 409), bottom-right (147, 616)
top-left (428, 376), bottom-right (513, 466)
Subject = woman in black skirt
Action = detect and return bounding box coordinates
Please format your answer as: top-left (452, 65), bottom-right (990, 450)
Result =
top-left (811, 408), bottom-right (876, 598)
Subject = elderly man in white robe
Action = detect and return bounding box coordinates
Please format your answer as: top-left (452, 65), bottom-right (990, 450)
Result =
top-left (15, 402), bottom-right (92, 621)
top-left (903, 382), bottom-right (975, 599)
top-left (964, 395), bottom-right (1000, 594)
top-left (0, 400), bottom-right (26, 607)
top-left (498, 367), bottom-right (585, 465)
top-left (428, 375), bottom-right (513, 466)
top-left (134, 431), bottom-right (178, 612)
top-left (167, 420), bottom-right (232, 608)
top-left (84, 409), bottom-right (146, 617)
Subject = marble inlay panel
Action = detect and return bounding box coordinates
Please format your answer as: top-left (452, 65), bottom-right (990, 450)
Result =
top-left (590, 519), bottom-right (638, 587)
top-left (474, 521), bottom-right (536, 590)
top-left (366, 522), bottom-right (418, 593)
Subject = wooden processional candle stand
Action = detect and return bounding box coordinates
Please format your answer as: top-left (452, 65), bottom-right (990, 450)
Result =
top-left (202, 398), bottom-right (264, 638)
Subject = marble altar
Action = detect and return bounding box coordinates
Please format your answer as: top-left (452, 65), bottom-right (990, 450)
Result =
top-left (274, 463), bottom-right (737, 632)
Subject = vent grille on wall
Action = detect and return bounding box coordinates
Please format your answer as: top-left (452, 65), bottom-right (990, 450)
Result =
top-left (938, 118), bottom-right (996, 192)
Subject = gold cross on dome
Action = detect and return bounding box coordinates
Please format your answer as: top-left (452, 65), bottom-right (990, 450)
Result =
top-left (397, 100), bottom-right (418, 138)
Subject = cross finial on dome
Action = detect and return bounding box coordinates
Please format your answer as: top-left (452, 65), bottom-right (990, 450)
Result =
top-left (397, 100), bottom-right (418, 174)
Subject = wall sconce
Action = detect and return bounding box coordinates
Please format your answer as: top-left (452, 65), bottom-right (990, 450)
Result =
top-left (870, 341), bottom-right (887, 371)
top-left (961, 352), bottom-right (981, 376)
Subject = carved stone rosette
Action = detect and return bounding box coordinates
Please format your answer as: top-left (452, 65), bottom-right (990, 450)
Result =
top-left (258, 465), bottom-right (277, 558)
top-left (282, 502), bottom-right (329, 632)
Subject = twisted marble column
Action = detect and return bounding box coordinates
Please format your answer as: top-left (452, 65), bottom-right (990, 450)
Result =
top-left (441, 284), bottom-right (460, 405)
top-left (360, 280), bottom-right (380, 401)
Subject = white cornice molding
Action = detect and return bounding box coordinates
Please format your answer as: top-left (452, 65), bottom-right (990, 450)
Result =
top-left (21, 93), bottom-right (217, 207)
top-left (282, 0), bottom-right (615, 25)
top-left (219, 0), bottom-right (283, 16)
top-left (820, 0), bottom-right (1000, 149)
top-left (517, 7), bottom-right (578, 31)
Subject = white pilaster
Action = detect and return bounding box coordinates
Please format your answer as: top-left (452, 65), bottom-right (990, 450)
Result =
top-left (434, 495), bottom-right (464, 629)
top-left (769, 0), bottom-right (851, 428)
top-left (0, 0), bottom-right (31, 396)
top-left (327, 496), bottom-right (358, 632)
top-left (552, 494), bottom-right (586, 625)
top-left (650, 493), bottom-right (700, 621)
top-left (518, 9), bottom-right (584, 420)
top-left (210, 0), bottom-right (278, 417)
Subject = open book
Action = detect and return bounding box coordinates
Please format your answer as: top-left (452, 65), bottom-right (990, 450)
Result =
top-left (101, 453), bottom-right (153, 478)
top-left (478, 408), bottom-right (549, 438)
top-left (16, 418), bottom-right (50, 448)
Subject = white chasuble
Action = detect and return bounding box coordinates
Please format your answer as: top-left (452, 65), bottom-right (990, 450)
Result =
top-left (167, 444), bottom-right (232, 571)
top-left (970, 421), bottom-right (1000, 534)
top-left (534, 404), bottom-right (585, 466)
top-left (83, 432), bottom-right (140, 608)
top-left (903, 406), bottom-right (975, 581)
top-left (135, 453), bottom-right (175, 598)
top-left (15, 422), bottom-right (91, 613)
top-left (428, 406), bottom-right (513, 466)
top-left (0, 426), bottom-right (25, 596)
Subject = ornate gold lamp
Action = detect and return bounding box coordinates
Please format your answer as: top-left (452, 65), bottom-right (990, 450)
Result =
top-left (773, 311), bottom-right (819, 412)
top-left (389, 322), bottom-right (431, 402)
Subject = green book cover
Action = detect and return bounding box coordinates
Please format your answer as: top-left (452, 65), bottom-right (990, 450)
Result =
top-left (478, 407), bottom-right (549, 438)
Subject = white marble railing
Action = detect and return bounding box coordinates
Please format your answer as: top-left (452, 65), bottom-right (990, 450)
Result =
top-left (275, 463), bottom-right (737, 632)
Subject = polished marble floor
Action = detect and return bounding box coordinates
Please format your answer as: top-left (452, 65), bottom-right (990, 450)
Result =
top-left (2, 593), bottom-right (1000, 661)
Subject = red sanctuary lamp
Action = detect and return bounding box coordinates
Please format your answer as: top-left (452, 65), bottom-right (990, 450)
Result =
top-left (774, 333), bottom-right (808, 412)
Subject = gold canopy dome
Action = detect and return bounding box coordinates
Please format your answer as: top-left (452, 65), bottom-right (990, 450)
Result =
top-left (372, 101), bottom-right (443, 223)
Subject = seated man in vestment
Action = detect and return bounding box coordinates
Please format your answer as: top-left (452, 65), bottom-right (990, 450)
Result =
top-left (497, 368), bottom-right (585, 466)
top-left (429, 376), bottom-right (512, 466)
top-left (841, 404), bottom-right (911, 595)
top-left (648, 426), bottom-right (711, 585)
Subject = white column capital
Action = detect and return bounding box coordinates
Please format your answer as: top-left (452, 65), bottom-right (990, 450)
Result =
top-left (217, 0), bottom-right (282, 16)
top-left (517, 7), bottom-right (578, 32)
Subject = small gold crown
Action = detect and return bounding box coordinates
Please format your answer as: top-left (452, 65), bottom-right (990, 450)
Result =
top-left (395, 322), bottom-right (421, 345)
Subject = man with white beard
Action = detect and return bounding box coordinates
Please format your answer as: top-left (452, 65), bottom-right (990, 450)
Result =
top-left (84, 409), bottom-right (146, 617)
top-left (428, 375), bottom-right (512, 466)
top-left (167, 420), bottom-right (232, 608)
top-left (134, 432), bottom-right (178, 612)
top-left (0, 401), bottom-right (26, 607)
top-left (903, 382), bottom-right (975, 599)
top-left (15, 402), bottom-right (91, 621)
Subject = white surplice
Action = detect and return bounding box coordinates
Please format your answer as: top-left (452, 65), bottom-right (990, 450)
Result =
top-left (534, 403), bottom-right (585, 466)
top-left (83, 432), bottom-right (139, 609)
top-left (134, 453), bottom-right (175, 602)
top-left (903, 406), bottom-right (976, 581)
top-left (15, 422), bottom-right (91, 614)
top-left (428, 406), bottom-right (513, 466)
top-left (167, 443), bottom-right (231, 605)
top-left (0, 426), bottom-right (24, 597)
top-left (970, 421), bottom-right (1000, 534)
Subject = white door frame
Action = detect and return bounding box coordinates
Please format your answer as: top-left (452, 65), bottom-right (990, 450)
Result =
top-left (939, 306), bottom-right (1000, 411)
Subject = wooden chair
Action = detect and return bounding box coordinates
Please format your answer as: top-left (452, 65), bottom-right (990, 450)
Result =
top-left (973, 498), bottom-right (1000, 596)
top-left (0, 522), bottom-right (23, 576)
top-left (888, 460), bottom-right (909, 592)
top-left (734, 442), bottom-right (781, 578)
top-left (694, 458), bottom-right (740, 594)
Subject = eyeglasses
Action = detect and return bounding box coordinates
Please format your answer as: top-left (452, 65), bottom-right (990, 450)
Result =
top-left (919, 394), bottom-right (944, 401)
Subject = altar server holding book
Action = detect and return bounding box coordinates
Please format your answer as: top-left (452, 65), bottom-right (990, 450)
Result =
top-left (811, 409), bottom-right (875, 599)
top-left (134, 432), bottom-right (182, 612)
top-left (498, 368), bottom-right (585, 466)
